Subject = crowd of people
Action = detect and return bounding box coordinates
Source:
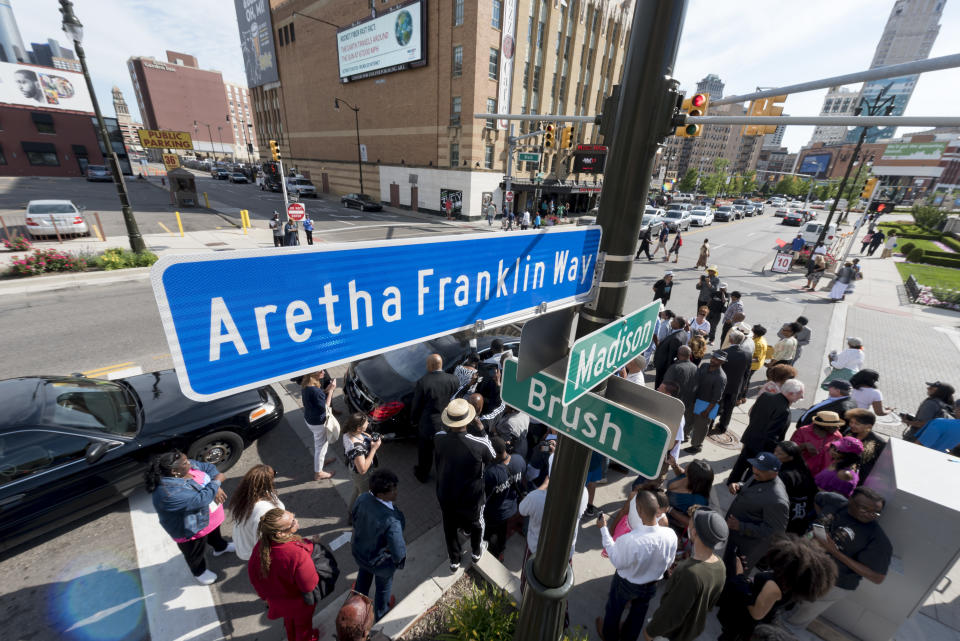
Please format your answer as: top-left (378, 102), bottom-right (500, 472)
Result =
top-left (139, 286), bottom-right (959, 641)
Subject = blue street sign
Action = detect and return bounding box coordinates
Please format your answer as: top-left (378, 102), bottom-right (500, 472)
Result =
top-left (152, 228), bottom-right (602, 400)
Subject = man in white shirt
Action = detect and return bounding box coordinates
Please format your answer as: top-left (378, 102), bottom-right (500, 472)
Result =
top-left (518, 472), bottom-right (588, 589)
top-left (596, 490), bottom-right (678, 641)
top-left (622, 356), bottom-right (647, 386)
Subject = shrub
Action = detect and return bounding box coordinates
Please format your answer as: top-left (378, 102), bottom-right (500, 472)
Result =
top-left (912, 204), bottom-right (949, 230)
top-left (439, 584), bottom-right (518, 641)
top-left (96, 248), bottom-right (159, 270)
top-left (899, 242), bottom-right (916, 256)
top-left (943, 236), bottom-right (960, 253)
top-left (2, 236), bottom-right (32, 252)
top-left (921, 255), bottom-right (960, 268)
top-left (8, 248), bottom-right (88, 277)
top-left (907, 247), bottom-right (926, 263)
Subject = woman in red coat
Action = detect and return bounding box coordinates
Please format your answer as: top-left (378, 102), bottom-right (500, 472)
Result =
top-left (248, 509), bottom-right (320, 641)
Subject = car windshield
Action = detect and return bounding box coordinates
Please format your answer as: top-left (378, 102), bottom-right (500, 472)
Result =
top-left (381, 336), bottom-right (465, 383)
top-left (665, 211), bottom-right (683, 218)
top-left (641, 214), bottom-right (656, 224)
top-left (356, 194), bottom-right (372, 201)
top-left (718, 207), bottom-right (732, 212)
top-left (41, 378), bottom-right (138, 436)
top-left (805, 223), bottom-right (821, 232)
top-left (691, 210), bottom-right (706, 215)
top-left (28, 203), bottom-right (76, 214)
top-left (295, 179), bottom-right (314, 186)
top-left (88, 166), bottom-right (106, 171)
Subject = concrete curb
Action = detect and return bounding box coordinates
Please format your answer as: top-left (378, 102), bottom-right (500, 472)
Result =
top-left (0, 266), bottom-right (152, 295)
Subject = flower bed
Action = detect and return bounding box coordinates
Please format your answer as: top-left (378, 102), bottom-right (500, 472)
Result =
top-left (3, 246), bottom-right (158, 278)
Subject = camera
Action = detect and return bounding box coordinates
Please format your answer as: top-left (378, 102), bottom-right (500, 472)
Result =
top-left (370, 432), bottom-right (382, 442)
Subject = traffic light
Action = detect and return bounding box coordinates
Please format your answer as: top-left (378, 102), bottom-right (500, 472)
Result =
top-left (743, 95), bottom-right (786, 136)
top-left (743, 99), bottom-right (766, 136)
top-left (269, 139), bottom-right (280, 161)
top-left (861, 177), bottom-right (879, 200)
top-left (760, 95), bottom-right (785, 134)
top-left (544, 124), bottom-right (555, 149)
top-left (560, 126), bottom-right (574, 149)
top-left (675, 92), bottom-right (709, 137)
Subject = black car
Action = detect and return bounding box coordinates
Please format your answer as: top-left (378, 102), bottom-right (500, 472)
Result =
top-left (342, 334), bottom-right (518, 437)
top-left (341, 193), bottom-right (383, 212)
top-left (0, 371), bottom-right (283, 552)
top-left (261, 176), bottom-right (282, 192)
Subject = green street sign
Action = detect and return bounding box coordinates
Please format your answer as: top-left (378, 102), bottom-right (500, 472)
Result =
top-left (563, 300), bottom-right (661, 406)
top-left (518, 152), bottom-right (541, 163)
top-left (502, 357), bottom-right (671, 478)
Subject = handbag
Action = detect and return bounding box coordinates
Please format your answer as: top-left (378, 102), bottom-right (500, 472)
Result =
top-left (325, 412), bottom-right (341, 444)
top-left (303, 539), bottom-right (341, 605)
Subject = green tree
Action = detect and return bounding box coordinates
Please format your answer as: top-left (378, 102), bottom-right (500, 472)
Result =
top-left (912, 204), bottom-right (948, 230)
top-left (816, 183), bottom-right (833, 201)
top-left (742, 170), bottom-right (758, 195)
top-left (677, 168), bottom-right (698, 193)
top-left (774, 175), bottom-right (795, 195)
top-left (728, 174), bottom-right (744, 196)
top-left (760, 181), bottom-right (772, 196)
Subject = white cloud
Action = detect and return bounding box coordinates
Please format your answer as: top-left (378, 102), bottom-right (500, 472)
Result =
top-left (10, 0), bottom-right (246, 124)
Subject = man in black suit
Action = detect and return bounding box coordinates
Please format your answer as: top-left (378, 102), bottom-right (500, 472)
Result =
top-left (794, 380), bottom-right (856, 430)
top-left (727, 379), bottom-right (805, 487)
top-left (653, 316), bottom-right (686, 388)
top-left (713, 330), bottom-right (751, 435)
top-left (411, 353), bottom-right (460, 482)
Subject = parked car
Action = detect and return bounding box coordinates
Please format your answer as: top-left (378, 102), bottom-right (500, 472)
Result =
top-left (342, 334), bottom-right (519, 437)
top-left (24, 200), bottom-right (89, 238)
top-left (228, 172), bottom-right (249, 184)
top-left (782, 210), bottom-right (806, 226)
top-left (0, 371), bottom-right (283, 552)
top-left (714, 206), bottom-right (736, 222)
top-left (287, 177), bottom-right (318, 198)
top-left (742, 204), bottom-right (757, 217)
top-left (662, 209), bottom-right (691, 231)
top-left (641, 208), bottom-right (664, 236)
top-left (341, 193), bottom-right (383, 211)
top-left (689, 208), bottom-right (713, 226)
top-left (85, 165), bottom-right (112, 182)
top-left (801, 222), bottom-right (838, 246)
top-left (731, 204), bottom-right (746, 219)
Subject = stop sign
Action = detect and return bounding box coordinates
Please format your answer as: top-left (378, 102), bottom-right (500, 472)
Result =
top-left (505, 191), bottom-right (514, 203)
top-left (287, 203), bottom-right (305, 221)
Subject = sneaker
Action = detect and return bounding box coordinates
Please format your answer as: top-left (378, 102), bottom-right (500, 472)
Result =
top-left (683, 446), bottom-right (702, 454)
top-left (212, 542), bottom-right (236, 557)
top-left (471, 541), bottom-right (488, 563)
top-left (449, 562), bottom-right (461, 572)
top-left (194, 569), bottom-right (217, 585)
top-left (583, 504), bottom-right (600, 518)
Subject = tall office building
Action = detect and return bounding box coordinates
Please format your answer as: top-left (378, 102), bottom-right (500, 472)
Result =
top-left (112, 86), bottom-right (143, 154)
top-left (809, 86), bottom-right (860, 145)
top-left (0, 0), bottom-right (27, 63)
top-left (696, 73), bottom-right (724, 99)
top-left (846, 0), bottom-right (944, 143)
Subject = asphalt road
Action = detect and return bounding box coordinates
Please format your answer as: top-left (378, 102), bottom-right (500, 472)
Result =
top-left (0, 205), bottom-right (843, 641)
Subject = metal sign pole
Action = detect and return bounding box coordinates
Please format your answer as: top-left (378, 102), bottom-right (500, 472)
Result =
top-left (505, 125), bottom-right (514, 217)
top-left (512, 1), bottom-right (688, 638)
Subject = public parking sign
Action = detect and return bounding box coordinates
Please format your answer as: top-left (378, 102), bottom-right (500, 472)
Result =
top-left (563, 300), bottom-right (661, 405)
top-left (287, 203), bottom-right (305, 221)
top-left (151, 228), bottom-right (601, 400)
top-left (501, 357), bottom-right (672, 478)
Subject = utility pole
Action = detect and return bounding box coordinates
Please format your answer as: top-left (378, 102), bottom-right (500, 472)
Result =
top-left (817, 89), bottom-right (895, 246)
top-left (512, 0), bottom-right (688, 638)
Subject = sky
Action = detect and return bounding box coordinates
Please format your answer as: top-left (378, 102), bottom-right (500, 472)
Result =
top-left (9, 0), bottom-right (960, 154)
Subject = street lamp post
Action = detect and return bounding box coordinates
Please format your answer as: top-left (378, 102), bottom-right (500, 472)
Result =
top-left (217, 126), bottom-right (226, 159)
top-left (334, 97), bottom-right (364, 194)
top-left (59, 0), bottom-right (145, 253)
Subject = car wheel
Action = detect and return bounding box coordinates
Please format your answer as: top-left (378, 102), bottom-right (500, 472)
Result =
top-left (187, 430), bottom-right (245, 472)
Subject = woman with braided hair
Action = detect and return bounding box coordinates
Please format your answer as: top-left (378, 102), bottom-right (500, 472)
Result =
top-left (247, 508), bottom-right (320, 641)
top-left (717, 534), bottom-right (837, 640)
top-left (145, 449), bottom-right (231, 585)
top-left (228, 464), bottom-right (285, 561)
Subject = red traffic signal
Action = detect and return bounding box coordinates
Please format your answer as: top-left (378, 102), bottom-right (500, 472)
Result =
top-left (877, 203), bottom-right (886, 212)
top-left (691, 93), bottom-right (707, 108)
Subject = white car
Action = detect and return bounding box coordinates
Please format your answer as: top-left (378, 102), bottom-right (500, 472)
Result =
top-left (689, 208), bottom-right (713, 226)
top-left (286, 177), bottom-right (317, 198)
top-left (801, 222), bottom-right (837, 246)
top-left (25, 200), bottom-right (89, 238)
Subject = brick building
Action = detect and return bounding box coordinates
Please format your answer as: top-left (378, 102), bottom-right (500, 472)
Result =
top-left (225, 81), bottom-right (259, 163)
top-left (250, 0), bottom-right (636, 217)
top-left (128, 51), bottom-right (235, 158)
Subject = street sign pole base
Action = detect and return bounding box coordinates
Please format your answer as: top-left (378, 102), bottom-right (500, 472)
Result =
top-left (514, 557), bottom-right (575, 641)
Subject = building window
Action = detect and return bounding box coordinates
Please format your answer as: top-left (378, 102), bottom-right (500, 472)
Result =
top-left (492, 0), bottom-right (502, 28)
top-left (489, 48), bottom-right (499, 79)
top-left (288, 22), bottom-right (295, 42)
top-left (0, 144), bottom-right (6, 165)
top-left (22, 141), bottom-right (59, 166)
top-left (454, 0), bottom-right (464, 26)
top-left (450, 143), bottom-right (459, 168)
top-left (486, 98), bottom-right (497, 128)
top-left (277, 28), bottom-right (283, 46)
top-left (452, 45), bottom-right (463, 76)
top-left (31, 112), bottom-right (55, 134)
top-left (451, 96), bottom-right (461, 125)
top-left (485, 144), bottom-right (494, 169)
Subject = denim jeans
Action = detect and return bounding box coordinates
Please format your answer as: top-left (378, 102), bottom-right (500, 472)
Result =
top-left (355, 564), bottom-right (395, 621)
top-left (602, 572), bottom-right (658, 641)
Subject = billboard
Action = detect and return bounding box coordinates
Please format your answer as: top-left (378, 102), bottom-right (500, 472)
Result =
top-left (235, 0), bottom-right (279, 88)
top-left (573, 149), bottom-right (607, 174)
top-left (881, 142), bottom-right (947, 161)
top-left (337, 0), bottom-right (426, 83)
top-left (0, 60), bottom-right (93, 112)
top-left (798, 152), bottom-right (832, 178)
top-left (139, 129), bottom-right (194, 150)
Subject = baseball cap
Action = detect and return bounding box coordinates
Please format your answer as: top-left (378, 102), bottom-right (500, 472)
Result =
top-left (693, 509), bottom-right (729, 550)
top-left (747, 451), bottom-right (782, 472)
